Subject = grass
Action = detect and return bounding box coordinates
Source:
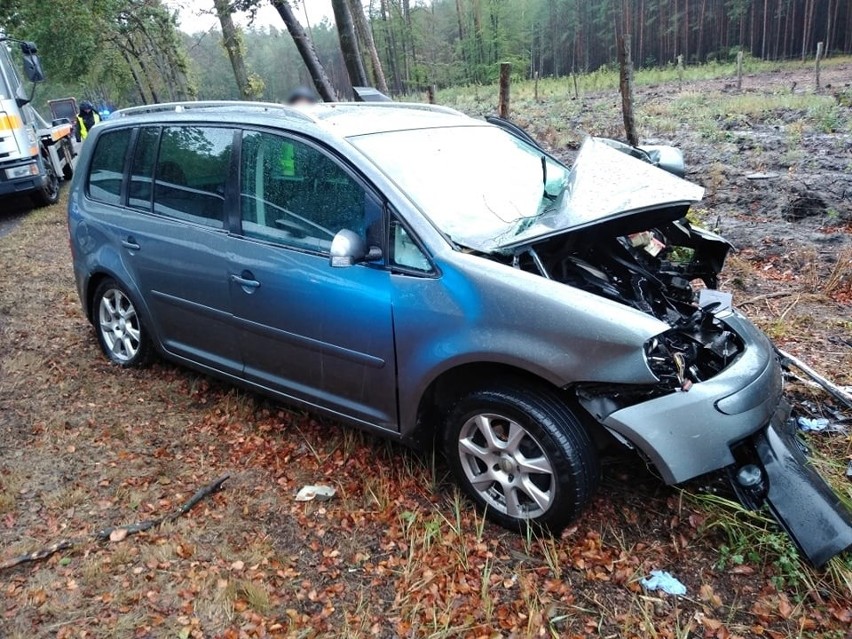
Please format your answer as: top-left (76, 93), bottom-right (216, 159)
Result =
top-left (689, 491), bottom-right (852, 598)
top-left (425, 54), bottom-right (852, 148)
top-left (429, 55), bottom-right (852, 106)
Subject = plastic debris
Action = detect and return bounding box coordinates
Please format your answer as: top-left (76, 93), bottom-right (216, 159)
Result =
top-left (846, 461), bottom-right (852, 482)
top-left (295, 485), bottom-right (336, 502)
top-left (797, 416), bottom-right (847, 434)
top-left (745, 172), bottom-right (780, 180)
top-left (797, 417), bottom-right (830, 431)
top-left (640, 570), bottom-right (687, 596)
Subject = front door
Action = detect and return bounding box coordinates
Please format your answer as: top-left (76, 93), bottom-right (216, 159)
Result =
top-left (228, 130), bottom-right (397, 428)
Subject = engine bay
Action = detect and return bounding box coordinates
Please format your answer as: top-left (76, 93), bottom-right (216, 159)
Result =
top-left (501, 214), bottom-right (743, 392)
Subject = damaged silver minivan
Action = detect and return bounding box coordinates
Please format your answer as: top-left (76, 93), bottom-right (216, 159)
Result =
top-left (69, 101), bottom-right (852, 566)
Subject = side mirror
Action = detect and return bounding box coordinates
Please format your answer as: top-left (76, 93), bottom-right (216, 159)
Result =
top-left (638, 144), bottom-right (686, 178)
top-left (330, 229), bottom-right (366, 268)
top-left (20, 42), bottom-right (45, 83)
top-left (329, 229), bottom-right (382, 268)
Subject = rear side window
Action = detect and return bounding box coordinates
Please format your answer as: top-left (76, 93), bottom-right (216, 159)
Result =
top-left (128, 127), bottom-right (159, 211)
top-left (87, 129), bottom-right (132, 205)
top-left (153, 126), bottom-right (233, 228)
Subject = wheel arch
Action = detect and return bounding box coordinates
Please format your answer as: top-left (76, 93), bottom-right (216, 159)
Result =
top-left (84, 270), bottom-right (159, 352)
top-left (410, 361), bottom-right (580, 448)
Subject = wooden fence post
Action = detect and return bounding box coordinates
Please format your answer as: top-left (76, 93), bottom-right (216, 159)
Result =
top-left (498, 62), bottom-right (511, 118)
top-left (815, 42), bottom-right (823, 90)
top-left (618, 34), bottom-right (638, 146)
top-left (534, 71), bottom-right (539, 101)
top-left (736, 50), bottom-right (743, 90)
top-left (426, 84), bottom-right (435, 104)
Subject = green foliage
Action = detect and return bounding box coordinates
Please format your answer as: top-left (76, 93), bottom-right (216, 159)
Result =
top-left (1, 0), bottom-right (194, 110)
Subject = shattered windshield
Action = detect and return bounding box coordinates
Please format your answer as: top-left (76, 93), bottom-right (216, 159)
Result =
top-left (350, 125), bottom-right (570, 250)
top-left (352, 128), bottom-right (705, 253)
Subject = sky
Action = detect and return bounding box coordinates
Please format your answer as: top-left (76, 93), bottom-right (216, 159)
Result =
top-left (165, 0), bottom-right (335, 34)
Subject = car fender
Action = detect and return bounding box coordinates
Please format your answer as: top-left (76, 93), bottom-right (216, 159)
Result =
top-left (395, 251), bottom-right (670, 433)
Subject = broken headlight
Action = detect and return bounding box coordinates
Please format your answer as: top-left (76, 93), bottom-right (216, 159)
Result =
top-left (644, 315), bottom-right (743, 391)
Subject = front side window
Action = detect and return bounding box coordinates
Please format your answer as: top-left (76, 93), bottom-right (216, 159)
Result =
top-left (153, 126), bottom-right (233, 228)
top-left (87, 128), bottom-right (132, 205)
top-left (239, 131), bottom-right (380, 253)
top-left (389, 217), bottom-right (431, 273)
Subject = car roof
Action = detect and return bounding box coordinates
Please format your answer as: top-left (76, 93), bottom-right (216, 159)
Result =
top-left (109, 100), bottom-right (488, 139)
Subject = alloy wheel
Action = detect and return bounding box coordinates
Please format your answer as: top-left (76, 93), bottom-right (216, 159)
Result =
top-left (457, 412), bottom-right (555, 519)
top-left (98, 288), bottom-right (141, 363)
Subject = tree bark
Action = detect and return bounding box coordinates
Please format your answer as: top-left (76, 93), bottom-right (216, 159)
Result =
top-left (213, 0), bottom-right (257, 99)
top-left (271, 0), bottom-right (338, 101)
top-left (347, 0), bottom-right (388, 93)
top-left (498, 61), bottom-right (510, 118)
top-left (331, 0), bottom-right (369, 90)
top-left (618, 34), bottom-right (638, 146)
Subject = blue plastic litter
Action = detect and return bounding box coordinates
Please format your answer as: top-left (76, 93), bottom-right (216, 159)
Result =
top-left (797, 417), bottom-right (830, 432)
top-left (797, 416), bottom-right (847, 434)
top-left (640, 570), bottom-right (687, 596)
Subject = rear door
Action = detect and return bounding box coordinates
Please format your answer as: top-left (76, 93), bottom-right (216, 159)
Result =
top-left (112, 124), bottom-right (240, 373)
top-left (227, 129), bottom-right (397, 428)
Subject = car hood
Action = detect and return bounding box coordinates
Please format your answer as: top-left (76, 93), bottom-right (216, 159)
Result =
top-left (485, 137), bottom-right (705, 252)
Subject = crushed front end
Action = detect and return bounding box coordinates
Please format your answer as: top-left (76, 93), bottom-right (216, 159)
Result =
top-left (505, 215), bottom-right (852, 565)
top-left (483, 136), bottom-right (852, 565)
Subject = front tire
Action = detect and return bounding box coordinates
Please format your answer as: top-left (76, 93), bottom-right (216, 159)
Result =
top-left (30, 161), bottom-right (60, 207)
top-left (93, 279), bottom-right (153, 367)
top-left (443, 385), bottom-right (599, 533)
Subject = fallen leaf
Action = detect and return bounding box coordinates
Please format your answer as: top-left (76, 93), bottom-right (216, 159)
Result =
top-left (231, 560), bottom-right (245, 571)
top-left (109, 528), bottom-right (128, 542)
top-left (778, 595), bottom-right (793, 619)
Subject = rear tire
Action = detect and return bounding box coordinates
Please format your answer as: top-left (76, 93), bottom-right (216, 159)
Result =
top-left (92, 278), bottom-right (153, 368)
top-left (30, 161), bottom-right (60, 207)
top-left (443, 384), bottom-right (599, 533)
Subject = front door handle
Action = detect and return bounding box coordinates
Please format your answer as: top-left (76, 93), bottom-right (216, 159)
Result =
top-left (230, 272), bottom-right (261, 290)
top-left (121, 237), bottom-right (140, 251)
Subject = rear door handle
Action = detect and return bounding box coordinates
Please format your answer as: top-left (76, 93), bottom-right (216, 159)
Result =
top-left (121, 237), bottom-right (140, 251)
top-left (230, 272), bottom-right (261, 290)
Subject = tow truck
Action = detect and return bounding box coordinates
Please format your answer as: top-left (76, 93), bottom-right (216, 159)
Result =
top-left (0, 36), bottom-right (77, 208)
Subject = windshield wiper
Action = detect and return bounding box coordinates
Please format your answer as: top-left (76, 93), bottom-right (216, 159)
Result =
top-left (542, 156), bottom-right (557, 201)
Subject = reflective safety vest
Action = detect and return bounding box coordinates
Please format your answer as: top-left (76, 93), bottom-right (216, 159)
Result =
top-left (77, 112), bottom-right (101, 140)
top-left (279, 141), bottom-right (296, 176)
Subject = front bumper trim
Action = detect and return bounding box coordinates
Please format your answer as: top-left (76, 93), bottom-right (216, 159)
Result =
top-left (755, 409), bottom-right (852, 567)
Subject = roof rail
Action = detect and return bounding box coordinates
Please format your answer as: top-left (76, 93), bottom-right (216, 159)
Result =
top-left (113, 101), bottom-right (316, 122)
top-left (326, 101), bottom-right (466, 117)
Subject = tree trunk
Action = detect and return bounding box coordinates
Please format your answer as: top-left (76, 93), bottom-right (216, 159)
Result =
top-left (271, 0), bottom-right (338, 101)
top-left (379, 0), bottom-right (403, 93)
top-left (118, 47), bottom-right (150, 104)
top-left (618, 34), bottom-right (638, 146)
top-left (347, 0), bottom-right (388, 93)
top-left (213, 0), bottom-right (257, 99)
top-left (331, 0), bottom-right (369, 90)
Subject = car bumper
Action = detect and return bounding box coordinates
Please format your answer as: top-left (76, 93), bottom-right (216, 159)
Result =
top-left (0, 173), bottom-right (45, 196)
top-left (602, 309), bottom-right (782, 484)
top-left (731, 400), bottom-right (852, 566)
